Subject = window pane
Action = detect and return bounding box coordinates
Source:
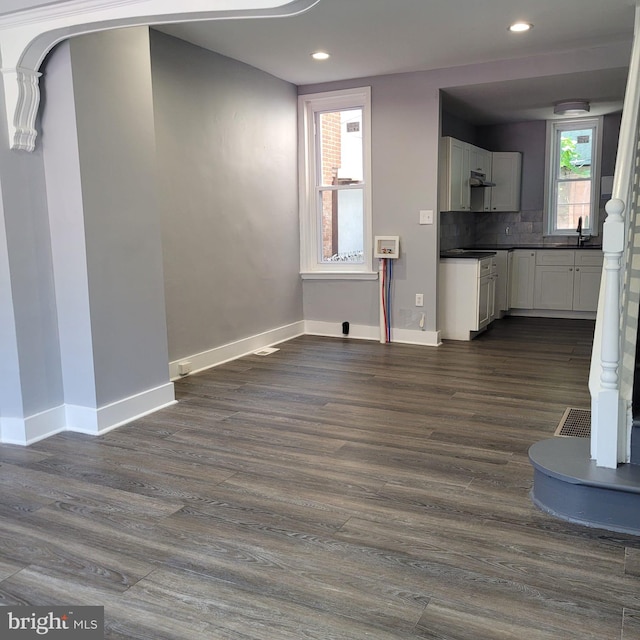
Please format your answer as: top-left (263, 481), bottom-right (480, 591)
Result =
top-left (556, 128), bottom-right (593, 180)
top-left (319, 188), bottom-right (364, 263)
top-left (555, 180), bottom-right (592, 230)
top-left (318, 109), bottom-right (363, 187)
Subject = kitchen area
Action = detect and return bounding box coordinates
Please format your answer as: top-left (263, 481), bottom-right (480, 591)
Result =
top-left (437, 107), bottom-right (621, 341)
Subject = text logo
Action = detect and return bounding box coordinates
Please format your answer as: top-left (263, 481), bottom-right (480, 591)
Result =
top-left (2, 607), bottom-right (103, 639)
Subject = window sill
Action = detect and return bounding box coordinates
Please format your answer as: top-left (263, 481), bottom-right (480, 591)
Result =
top-left (301, 271), bottom-right (378, 281)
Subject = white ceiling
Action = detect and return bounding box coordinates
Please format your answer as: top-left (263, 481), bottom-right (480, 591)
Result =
top-left (4, 0), bottom-right (637, 124)
top-left (157, 0), bottom-right (635, 124)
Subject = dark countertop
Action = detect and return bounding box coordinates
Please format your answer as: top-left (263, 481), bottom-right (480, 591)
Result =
top-left (440, 244), bottom-right (603, 260)
top-left (440, 250), bottom-right (496, 259)
top-left (468, 244), bottom-right (603, 251)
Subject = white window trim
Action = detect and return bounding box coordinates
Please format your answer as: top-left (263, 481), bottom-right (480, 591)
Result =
top-left (298, 86), bottom-right (374, 279)
top-left (543, 116), bottom-right (603, 237)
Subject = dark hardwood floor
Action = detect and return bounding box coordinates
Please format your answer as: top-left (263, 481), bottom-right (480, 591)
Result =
top-left (1, 316), bottom-right (639, 639)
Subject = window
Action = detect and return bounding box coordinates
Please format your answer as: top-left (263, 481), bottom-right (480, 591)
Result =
top-left (298, 87), bottom-right (373, 278)
top-left (545, 117), bottom-right (602, 237)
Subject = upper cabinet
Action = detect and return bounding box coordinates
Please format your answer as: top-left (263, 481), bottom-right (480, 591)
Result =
top-left (439, 136), bottom-right (521, 213)
top-left (439, 136), bottom-right (471, 212)
top-left (490, 152), bottom-right (522, 212)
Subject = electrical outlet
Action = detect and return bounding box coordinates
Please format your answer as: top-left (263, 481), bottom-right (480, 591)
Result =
top-left (415, 293), bottom-right (424, 307)
top-left (178, 361), bottom-right (192, 376)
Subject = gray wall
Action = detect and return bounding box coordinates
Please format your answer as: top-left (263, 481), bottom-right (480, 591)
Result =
top-left (42, 27), bottom-right (172, 410)
top-left (299, 41), bottom-right (628, 335)
top-left (149, 31), bottom-right (302, 361)
top-left (301, 75), bottom-right (442, 334)
top-left (0, 74), bottom-right (63, 420)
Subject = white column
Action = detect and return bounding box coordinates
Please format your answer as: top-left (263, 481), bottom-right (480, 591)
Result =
top-left (594, 198), bottom-right (625, 468)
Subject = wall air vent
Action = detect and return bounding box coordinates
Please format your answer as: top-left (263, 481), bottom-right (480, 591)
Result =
top-left (253, 347), bottom-right (280, 356)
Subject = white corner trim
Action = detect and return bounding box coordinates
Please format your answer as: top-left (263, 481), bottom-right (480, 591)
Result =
top-left (0, 0), bottom-right (320, 151)
top-left (169, 321), bottom-right (305, 380)
top-left (66, 381), bottom-right (176, 435)
top-left (0, 404), bottom-right (66, 445)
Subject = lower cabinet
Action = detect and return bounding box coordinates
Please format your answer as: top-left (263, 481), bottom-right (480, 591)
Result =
top-left (573, 254), bottom-right (603, 311)
top-left (439, 256), bottom-right (497, 340)
top-left (509, 250), bottom-right (536, 309)
top-left (511, 249), bottom-right (602, 313)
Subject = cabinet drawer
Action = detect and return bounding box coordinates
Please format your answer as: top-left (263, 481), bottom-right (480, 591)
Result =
top-left (575, 251), bottom-right (603, 267)
top-left (478, 257), bottom-right (492, 276)
top-left (536, 250), bottom-right (574, 266)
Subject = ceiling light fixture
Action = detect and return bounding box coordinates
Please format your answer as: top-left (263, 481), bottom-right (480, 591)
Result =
top-left (509, 22), bottom-right (533, 33)
top-left (311, 51), bottom-right (330, 61)
top-left (553, 100), bottom-right (591, 116)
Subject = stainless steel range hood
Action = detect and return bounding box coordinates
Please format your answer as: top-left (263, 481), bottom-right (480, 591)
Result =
top-left (469, 170), bottom-right (495, 187)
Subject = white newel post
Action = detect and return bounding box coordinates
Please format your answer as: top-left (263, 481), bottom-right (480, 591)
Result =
top-left (594, 197), bottom-right (625, 468)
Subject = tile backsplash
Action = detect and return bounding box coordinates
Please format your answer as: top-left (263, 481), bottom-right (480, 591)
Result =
top-left (440, 205), bottom-right (606, 251)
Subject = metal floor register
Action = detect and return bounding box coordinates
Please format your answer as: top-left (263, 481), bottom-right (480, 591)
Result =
top-left (554, 408), bottom-right (591, 438)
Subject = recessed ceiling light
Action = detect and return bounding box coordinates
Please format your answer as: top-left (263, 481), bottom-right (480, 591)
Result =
top-left (311, 51), bottom-right (330, 61)
top-left (509, 22), bottom-right (533, 33)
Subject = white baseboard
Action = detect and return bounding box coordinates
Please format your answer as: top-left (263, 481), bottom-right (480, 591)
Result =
top-left (66, 382), bottom-right (176, 435)
top-left (1, 404), bottom-right (66, 445)
top-left (2, 318), bottom-right (444, 447)
top-left (0, 383), bottom-right (175, 445)
top-left (304, 320), bottom-right (440, 346)
top-left (392, 327), bottom-right (441, 346)
top-left (169, 321), bottom-right (305, 380)
top-left (508, 309), bottom-right (596, 320)
top-left (304, 320), bottom-right (380, 341)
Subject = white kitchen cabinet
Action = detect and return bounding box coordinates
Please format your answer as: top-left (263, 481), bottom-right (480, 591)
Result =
top-left (439, 256), bottom-right (496, 340)
top-left (509, 250), bottom-right (536, 309)
top-left (440, 137), bottom-right (521, 213)
top-left (492, 250), bottom-right (509, 315)
top-left (439, 137), bottom-right (470, 212)
top-left (534, 250), bottom-right (602, 312)
top-left (491, 152), bottom-right (522, 212)
top-left (511, 249), bottom-right (603, 313)
top-left (533, 250), bottom-right (575, 309)
top-left (534, 265), bottom-right (576, 309)
top-left (573, 252), bottom-right (603, 311)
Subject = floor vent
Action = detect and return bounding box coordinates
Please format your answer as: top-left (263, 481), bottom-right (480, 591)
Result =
top-left (253, 347), bottom-right (280, 356)
top-left (554, 408), bottom-right (591, 438)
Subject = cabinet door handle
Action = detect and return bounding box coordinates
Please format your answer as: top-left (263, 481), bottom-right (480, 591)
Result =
top-left (569, 268), bottom-right (573, 272)
top-left (576, 268), bottom-right (580, 272)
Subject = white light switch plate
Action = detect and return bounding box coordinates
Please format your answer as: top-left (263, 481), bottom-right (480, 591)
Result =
top-left (419, 210), bottom-right (433, 225)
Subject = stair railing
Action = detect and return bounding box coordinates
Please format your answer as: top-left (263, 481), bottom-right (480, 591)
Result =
top-left (590, 5), bottom-right (640, 468)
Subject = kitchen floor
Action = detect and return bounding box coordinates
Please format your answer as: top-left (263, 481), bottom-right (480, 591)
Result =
top-left (0, 317), bottom-right (638, 639)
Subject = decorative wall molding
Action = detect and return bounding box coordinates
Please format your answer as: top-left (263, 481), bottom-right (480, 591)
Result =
top-left (0, 0), bottom-right (319, 151)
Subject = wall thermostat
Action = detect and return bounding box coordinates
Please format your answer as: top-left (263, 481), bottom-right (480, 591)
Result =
top-left (374, 236), bottom-right (400, 259)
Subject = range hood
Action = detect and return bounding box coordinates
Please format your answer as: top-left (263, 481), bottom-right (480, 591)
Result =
top-left (469, 170), bottom-right (495, 188)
